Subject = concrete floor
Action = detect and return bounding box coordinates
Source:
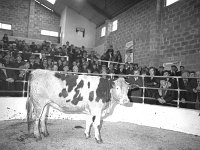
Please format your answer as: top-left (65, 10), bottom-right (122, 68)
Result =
top-left (0, 119), bottom-right (200, 150)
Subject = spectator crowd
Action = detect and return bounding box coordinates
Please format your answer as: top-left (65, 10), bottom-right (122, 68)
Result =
top-left (0, 34), bottom-right (200, 110)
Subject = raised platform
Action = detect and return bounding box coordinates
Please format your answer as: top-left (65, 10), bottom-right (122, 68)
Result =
top-left (0, 97), bottom-right (199, 136)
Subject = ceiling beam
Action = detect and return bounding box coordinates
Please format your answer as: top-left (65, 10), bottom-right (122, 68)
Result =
top-left (86, 0), bottom-right (112, 19)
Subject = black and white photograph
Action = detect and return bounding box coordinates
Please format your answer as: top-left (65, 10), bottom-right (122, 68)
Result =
top-left (0, 0), bottom-right (200, 149)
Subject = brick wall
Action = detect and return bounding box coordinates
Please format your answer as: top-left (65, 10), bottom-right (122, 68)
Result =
top-left (95, 0), bottom-right (200, 71)
top-left (160, 0), bottom-right (200, 70)
top-left (0, 0), bottom-right (30, 37)
top-left (95, 24), bottom-right (106, 47)
top-left (31, 2), bottom-right (60, 43)
top-left (96, 0), bottom-right (160, 66)
top-left (0, 0), bottom-right (60, 43)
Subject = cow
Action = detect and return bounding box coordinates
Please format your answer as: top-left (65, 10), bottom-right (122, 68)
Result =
top-left (26, 69), bottom-right (130, 143)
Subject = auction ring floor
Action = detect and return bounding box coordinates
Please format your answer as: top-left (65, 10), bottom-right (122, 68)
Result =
top-left (0, 119), bottom-right (200, 150)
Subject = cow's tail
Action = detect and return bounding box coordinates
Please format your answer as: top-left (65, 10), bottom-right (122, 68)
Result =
top-left (26, 72), bottom-right (33, 134)
top-left (26, 98), bottom-right (33, 134)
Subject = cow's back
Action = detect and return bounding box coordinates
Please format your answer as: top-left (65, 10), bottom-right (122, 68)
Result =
top-left (29, 69), bottom-right (114, 115)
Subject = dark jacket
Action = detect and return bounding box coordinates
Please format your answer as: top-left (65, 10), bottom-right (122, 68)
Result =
top-left (127, 76), bottom-right (143, 103)
top-left (0, 68), bottom-right (17, 94)
top-left (157, 79), bottom-right (175, 103)
top-left (144, 76), bottom-right (160, 99)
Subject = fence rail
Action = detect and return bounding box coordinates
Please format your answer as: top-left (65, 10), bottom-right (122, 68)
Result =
top-left (0, 67), bottom-right (199, 110)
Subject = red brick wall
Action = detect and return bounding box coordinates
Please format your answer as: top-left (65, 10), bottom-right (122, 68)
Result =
top-left (95, 0), bottom-right (200, 71)
top-left (0, 0), bottom-right (60, 43)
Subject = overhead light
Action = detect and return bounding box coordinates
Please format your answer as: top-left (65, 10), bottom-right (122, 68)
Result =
top-left (46, 0), bottom-right (56, 5)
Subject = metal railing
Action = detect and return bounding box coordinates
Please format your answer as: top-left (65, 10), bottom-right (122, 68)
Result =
top-left (0, 67), bottom-right (199, 110)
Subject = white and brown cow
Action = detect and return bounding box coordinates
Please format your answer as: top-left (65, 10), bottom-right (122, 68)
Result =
top-left (27, 69), bottom-right (130, 143)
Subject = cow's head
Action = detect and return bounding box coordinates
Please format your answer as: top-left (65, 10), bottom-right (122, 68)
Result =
top-left (111, 77), bottom-right (130, 105)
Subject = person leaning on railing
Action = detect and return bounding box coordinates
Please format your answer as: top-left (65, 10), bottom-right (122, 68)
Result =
top-left (15, 63), bottom-right (30, 97)
top-left (126, 69), bottom-right (143, 103)
top-left (178, 71), bottom-right (196, 109)
top-left (156, 70), bottom-right (175, 105)
top-left (194, 71), bottom-right (200, 109)
top-left (0, 59), bottom-right (17, 96)
top-left (183, 71), bottom-right (199, 109)
top-left (144, 67), bottom-right (160, 104)
top-left (0, 59), bottom-right (6, 96)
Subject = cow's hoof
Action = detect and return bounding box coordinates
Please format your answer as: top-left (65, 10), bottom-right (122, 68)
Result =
top-left (84, 133), bottom-right (91, 139)
top-left (35, 136), bottom-right (42, 141)
top-left (42, 132), bottom-right (49, 137)
top-left (95, 138), bottom-right (103, 144)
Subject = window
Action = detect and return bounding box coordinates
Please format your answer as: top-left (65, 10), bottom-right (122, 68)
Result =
top-left (112, 20), bottom-right (118, 32)
top-left (46, 0), bottom-right (56, 4)
top-left (0, 23), bottom-right (12, 30)
top-left (41, 30), bottom-right (58, 37)
top-left (101, 27), bottom-right (106, 37)
top-left (166, 0), bottom-right (179, 6)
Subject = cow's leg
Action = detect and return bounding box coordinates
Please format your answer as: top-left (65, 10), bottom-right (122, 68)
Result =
top-left (33, 118), bottom-right (42, 141)
top-left (33, 105), bottom-right (43, 141)
top-left (84, 115), bottom-right (93, 139)
top-left (93, 115), bottom-right (103, 144)
top-left (99, 120), bottom-right (103, 132)
top-left (40, 105), bottom-right (50, 137)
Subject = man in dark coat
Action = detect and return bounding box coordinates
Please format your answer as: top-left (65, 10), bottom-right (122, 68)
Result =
top-left (177, 66), bottom-right (185, 76)
top-left (156, 66), bottom-right (164, 76)
top-left (179, 71), bottom-right (197, 109)
top-left (156, 70), bottom-right (175, 105)
top-left (0, 58), bottom-right (17, 96)
top-left (144, 67), bottom-right (160, 104)
top-left (126, 69), bottom-right (143, 103)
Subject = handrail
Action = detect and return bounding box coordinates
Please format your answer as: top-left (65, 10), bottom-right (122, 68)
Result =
top-left (0, 67), bottom-right (199, 109)
top-left (1, 66), bottom-right (200, 78)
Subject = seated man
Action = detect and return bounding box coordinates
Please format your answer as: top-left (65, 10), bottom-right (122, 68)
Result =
top-left (179, 71), bottom-right (196, 109)
top-left (188, 71), bottom-right (198, 102)
top-left (126, 69), bottom-right (143, 103)
top-left (157, 70), bottom-right (175, 105)
top-left (194, 71), bottom-right (200, 109)
top-left (183, 71), bottom-right (198, 109)
top-left (144, 67), bottom-right (160, 104)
